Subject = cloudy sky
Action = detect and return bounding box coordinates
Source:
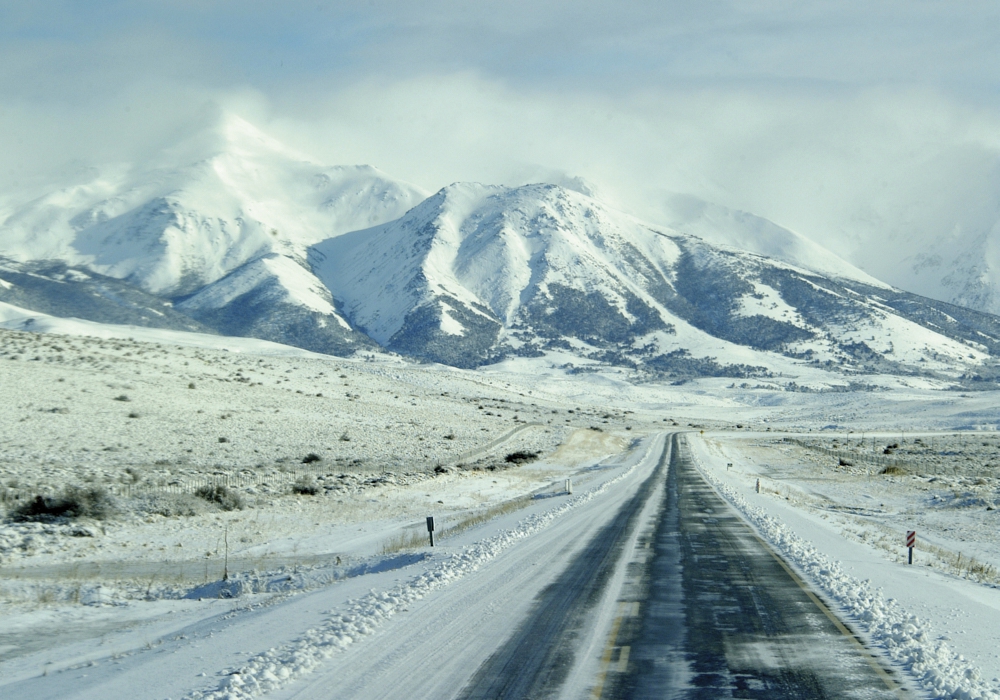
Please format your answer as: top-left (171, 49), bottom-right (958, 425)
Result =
top-left (3, 1), bottom-right (1000, 287)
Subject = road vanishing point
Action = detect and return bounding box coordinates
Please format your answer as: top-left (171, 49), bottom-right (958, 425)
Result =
top-left (459, 433), bottom-right (907, 700)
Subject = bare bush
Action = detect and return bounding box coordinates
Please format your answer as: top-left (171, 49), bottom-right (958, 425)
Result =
top-left (10, 486), bottom-right (118, 522)
top-left (194, 484), bottom-right (245, 511)
top-left (292, 476), bottom-right (320, 496)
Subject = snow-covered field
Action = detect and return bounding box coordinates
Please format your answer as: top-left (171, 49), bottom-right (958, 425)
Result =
top-left (4, 318), bottom-right (1000, 698)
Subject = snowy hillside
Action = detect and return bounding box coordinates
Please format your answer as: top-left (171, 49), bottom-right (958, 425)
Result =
top-left (0, 115), bottom-right (427, 297)
top-left (0, 115), bottom-right (425, 353)
top-left (894, 228), bottom-right (1000, 317)
top-left (4, 116), bottom-right (1000, 381)
top-left (655, 193), bottom-right (889, 287)
top-left (312, 181), bottom-right (1000, 381)
top-left (0, 257), bottom-right (212, 334)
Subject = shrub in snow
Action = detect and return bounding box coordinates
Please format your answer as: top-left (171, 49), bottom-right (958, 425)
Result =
top-left (194, 484), bottom-right (245, 511)
top-left (504, 450), bottom-right (539, 464)
top-left (10, 486), bottom-right (117, 522)
top-left (291, 477), bottom-right (319, 496)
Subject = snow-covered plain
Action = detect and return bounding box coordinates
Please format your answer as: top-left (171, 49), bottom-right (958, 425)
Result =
top-left (3, 316), bottom-right (1000, 698)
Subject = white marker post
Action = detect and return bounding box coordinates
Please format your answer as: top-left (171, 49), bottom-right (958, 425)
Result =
top-left (906, 530), bottom-right (916, 564)
top-left (755, 478), bottom-right (760, 494)
top-left (565, 478), bottom-right (572, 495)
top-left (427, 516), bottom-right (435, 547)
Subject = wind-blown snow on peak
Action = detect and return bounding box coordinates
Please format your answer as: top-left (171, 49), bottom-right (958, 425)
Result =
top-left (0, 116), bottom-right (428, 296)
top-left (656, 193), bottom-right (887, 287)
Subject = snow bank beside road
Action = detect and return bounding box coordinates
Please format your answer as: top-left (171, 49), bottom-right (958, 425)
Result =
top-left (186, 438), bottom-right (655, 700)
top-left (695, 440), bottom-right (1000, 700)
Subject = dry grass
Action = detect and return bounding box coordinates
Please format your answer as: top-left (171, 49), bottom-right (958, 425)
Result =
top-left (442, 495), bottom-right (533, 539)
top-left (917, 540), bottom-right (999, 583)
top-left (377, 494), bottom-right (534, 555)
top-left (379, 528), bottom-right (432, 555)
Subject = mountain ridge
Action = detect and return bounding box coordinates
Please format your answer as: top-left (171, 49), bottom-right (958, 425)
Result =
top-left (3, 116), bottom-right (1000, 386)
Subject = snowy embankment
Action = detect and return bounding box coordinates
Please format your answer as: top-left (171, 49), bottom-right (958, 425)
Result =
top-left (692, 436), bottom-right (999, 700)
top-left (184, 437), bottom-right (654, 700)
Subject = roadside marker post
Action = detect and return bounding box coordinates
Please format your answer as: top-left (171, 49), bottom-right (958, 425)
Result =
top-left (565, 478), bottom-right (573, 494)
top-left (906, 530), bottom-right (916, 564)
top-left (427, 516), bottom-right (435, 547)
top-left (755, 478), bottom-right (760, 494)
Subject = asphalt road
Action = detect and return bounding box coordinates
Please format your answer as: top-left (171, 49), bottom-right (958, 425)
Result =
top-left (459, 433), bottom-right (908, 699)
top-left (456, 437), bottom-right (670, 700)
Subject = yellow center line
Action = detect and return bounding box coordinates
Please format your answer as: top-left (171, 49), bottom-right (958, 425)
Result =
top-left (591, 602), bottom-right (630, 699)
top-left (752, 533), bottom-right (909, 699)
top-left (615, 646), bottom-right (631, 673)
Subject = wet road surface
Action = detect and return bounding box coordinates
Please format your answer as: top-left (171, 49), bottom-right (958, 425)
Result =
top-left (600, 434), bottom-right (905, 699)
top-left (456, 438), bottom-right (669, 699)
top-left (458, 433), bottom-right (907, 699)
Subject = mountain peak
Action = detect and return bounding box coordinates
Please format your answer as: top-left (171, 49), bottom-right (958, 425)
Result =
top-left (147, 113), bottom-right (312, 174)
top-left (214, 113), bottom-right (308, 163)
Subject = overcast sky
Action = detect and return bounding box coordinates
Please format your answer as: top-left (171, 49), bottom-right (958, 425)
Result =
top-left (3, 1), bottom-right (1000, 274)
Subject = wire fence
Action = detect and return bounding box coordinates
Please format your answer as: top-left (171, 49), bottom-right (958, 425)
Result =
top-left (785, 438), bottom-right (997, 478)
top-left (784, 438), bottom-right (904, 471)
top-left (0, 470), bottom-right (304, 506)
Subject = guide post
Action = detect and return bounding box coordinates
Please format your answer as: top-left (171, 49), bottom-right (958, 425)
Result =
top-left (427, 516), bottom-right (435, 547)
top-left (906, 530), bottom-right (916, 564)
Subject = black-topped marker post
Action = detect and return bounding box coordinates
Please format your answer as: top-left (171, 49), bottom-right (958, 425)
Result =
top-left (427, 516), bottom-right (435, 547)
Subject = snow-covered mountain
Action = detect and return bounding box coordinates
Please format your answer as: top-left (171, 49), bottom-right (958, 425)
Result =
top-left (4, 115), bottom-right (1000, 383)
top-left (0, 115), bottom-right (427, 296)
top-left (896, 226), bottom-right (1000, 317)
top-left (760, 187), bottom-right (1000, 319)
top-left (654, 193), bottom-right (889, 287)
top-left (0, 115), bottom-right (426, 353)
top-left (311, 181), bottom-right (1000, 380)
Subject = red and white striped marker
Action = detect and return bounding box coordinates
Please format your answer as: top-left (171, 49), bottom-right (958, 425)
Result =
top-left (906, 530), bottom-right (916, 564)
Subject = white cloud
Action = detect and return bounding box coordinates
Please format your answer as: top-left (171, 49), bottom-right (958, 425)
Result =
top-left (3, 1), bottom-right (1000, 301)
